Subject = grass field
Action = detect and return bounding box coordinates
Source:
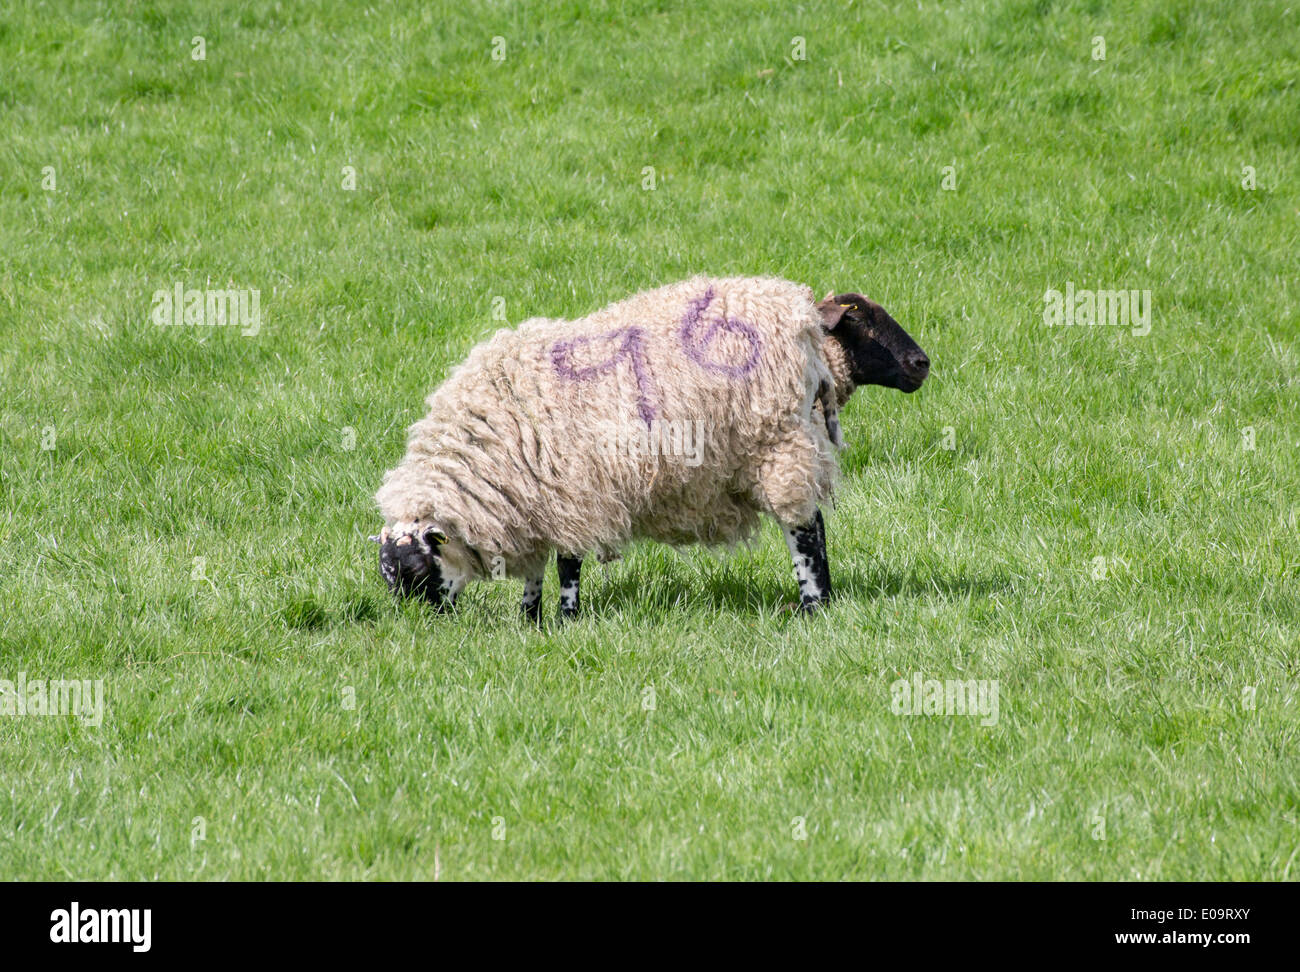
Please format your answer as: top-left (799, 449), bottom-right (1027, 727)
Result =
top-left (1, 0), bottom-right (1297, 880)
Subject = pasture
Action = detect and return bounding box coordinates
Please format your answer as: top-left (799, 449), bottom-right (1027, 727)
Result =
top-left (0, 0), bottom-right (1296, 878)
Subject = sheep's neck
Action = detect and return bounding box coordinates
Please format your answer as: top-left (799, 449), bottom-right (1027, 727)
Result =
top-left (820, 337), bottom-right (856, 406)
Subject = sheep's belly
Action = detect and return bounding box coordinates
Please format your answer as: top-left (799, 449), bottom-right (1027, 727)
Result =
top-left (627, 489), bottom-right (762, 549)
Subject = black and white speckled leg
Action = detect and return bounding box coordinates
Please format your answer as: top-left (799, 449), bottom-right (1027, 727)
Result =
top-left (521, 572), bottom-right (544, 625)
top-left (782, 510), bottom-right (832, 613)
top-left (557, 554), bottom-right (582, 620)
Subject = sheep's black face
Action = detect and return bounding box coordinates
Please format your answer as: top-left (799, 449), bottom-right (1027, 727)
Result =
top-left (375, 527), bottom-right (451, 610)
top-left (820, 293), bottom-right (930, 393)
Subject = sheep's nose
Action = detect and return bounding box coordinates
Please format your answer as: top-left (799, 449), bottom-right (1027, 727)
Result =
top-left (905, 351), bottom-right (930, 377)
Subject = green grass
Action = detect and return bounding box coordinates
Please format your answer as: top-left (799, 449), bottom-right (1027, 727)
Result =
top-left (1, 0), bottom-right (1297, 880)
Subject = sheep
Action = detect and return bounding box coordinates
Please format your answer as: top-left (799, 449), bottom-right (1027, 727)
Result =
top-left (372, 275), bottom-right (929, 619)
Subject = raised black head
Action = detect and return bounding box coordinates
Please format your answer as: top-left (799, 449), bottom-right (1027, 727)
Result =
top-left (817, 293), bottom-right (930, 393)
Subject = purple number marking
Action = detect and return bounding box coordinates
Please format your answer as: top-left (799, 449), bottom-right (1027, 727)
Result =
top-left (678, 287), bottom-right (763, 378)
top-left (551, 325), bottom-right (659, 424)
top-left (550, 289), bottom-right (762, 427)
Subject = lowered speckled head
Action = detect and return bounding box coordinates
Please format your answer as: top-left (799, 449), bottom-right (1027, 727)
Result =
top-left (369, 520), bottom-right (455, 609)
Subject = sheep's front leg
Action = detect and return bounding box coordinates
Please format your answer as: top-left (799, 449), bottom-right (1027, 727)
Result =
top-left (556, 554), bottom-right (582, 620)
top-left (521, 572), bottom-right (544, 625)
top-left (782, 510), bottom-right (832, 613)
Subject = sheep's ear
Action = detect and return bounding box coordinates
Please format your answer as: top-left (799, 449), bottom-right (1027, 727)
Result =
top-left (818, 293), bottom-right (872, 332)
top-left (369, 527), bottom-right (390, 544)
top-left (816, 297), bottom-right (853, 331)
top-left (367, 534), bottom-right (383, 544)
top-left (423, 526), bottom-right (448, 546)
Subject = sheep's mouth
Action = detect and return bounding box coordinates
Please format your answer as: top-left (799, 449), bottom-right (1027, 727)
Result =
top-left (897, 374), bottom-right (925, 393)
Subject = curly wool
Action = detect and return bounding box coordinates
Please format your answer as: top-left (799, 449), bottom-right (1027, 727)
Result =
top-left (375, 276), bottom-right (845, 577)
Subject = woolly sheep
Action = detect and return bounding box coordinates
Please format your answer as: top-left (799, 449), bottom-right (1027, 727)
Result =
top-left (372, 275), bottom-right (929, 619)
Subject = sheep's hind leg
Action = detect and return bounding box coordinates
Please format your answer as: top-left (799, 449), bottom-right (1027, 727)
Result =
top-left (782, 510), bottom-right (832, 613)
top-left (521, 572), bottom-right (544, 625)
top-left (557, 554), bottom-right (582, 620)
